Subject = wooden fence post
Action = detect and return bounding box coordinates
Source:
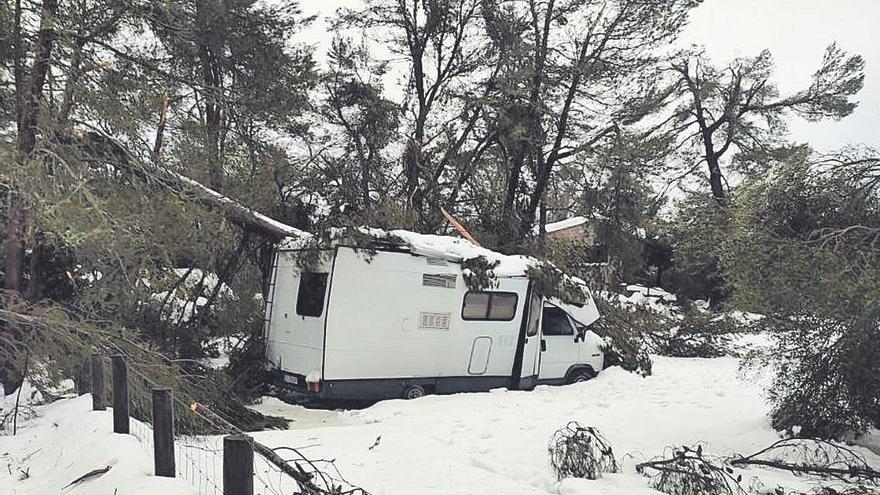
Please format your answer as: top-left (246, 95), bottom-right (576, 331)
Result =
top-left (91, 354), bottom-right (106, 411)
top-left (224, 435), bottom-right (254, 495)
top-left (76, 356), bottom-right (89, 396)
top-left (152, 388), bottom-right (175, 477)
top-left (111, 355), bottom-right (130, 434)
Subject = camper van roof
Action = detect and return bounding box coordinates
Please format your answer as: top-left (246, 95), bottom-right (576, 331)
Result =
top-left (279, 227), bottom-right (577, 280)
top-left (382, 229), bottom-right (536, 278)
top-left (551, 298), bottom-right (601, 327)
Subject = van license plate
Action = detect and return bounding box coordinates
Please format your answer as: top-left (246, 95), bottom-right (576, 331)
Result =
top-left (283, 375), bottom-right (299, 385)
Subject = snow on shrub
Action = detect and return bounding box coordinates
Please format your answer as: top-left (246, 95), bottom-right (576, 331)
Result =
top-left (636, 445), bottom-right (747, 495)
top-left (548, 422), bottom-right (618, 481)
top-left (644, 312), bottom-right (740, 359)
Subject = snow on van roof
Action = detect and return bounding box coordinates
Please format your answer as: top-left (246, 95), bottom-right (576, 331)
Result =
top-left (280, 226), bottom-right (582, 281)
top-left (385, 229), bottom-right (534, 278)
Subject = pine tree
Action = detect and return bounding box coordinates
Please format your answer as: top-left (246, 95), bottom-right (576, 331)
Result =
top-left (667, 44), bottom-right (865, 204)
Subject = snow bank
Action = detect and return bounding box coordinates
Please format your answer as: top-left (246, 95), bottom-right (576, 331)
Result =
top-left (0, 395), bottom-right (197, 494)
top-left (7, 358), bottom-right (878, 494)
top-left (248, 357), bottom-right (878, 495)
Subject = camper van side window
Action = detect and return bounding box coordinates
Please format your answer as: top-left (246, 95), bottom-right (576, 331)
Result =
top-left (541, 306), bottom-right (574, 336)
top-left (296, 272), bottom-right (328, 317)
top-left (488, 293), bottom-right (518, 320)
top-left (526, 294), bottom-right (542, 337)
top-left (461, 292), bottom-right (518, 321)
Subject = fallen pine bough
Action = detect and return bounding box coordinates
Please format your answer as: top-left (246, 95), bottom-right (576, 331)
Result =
top-left (548, 422), bottom-right (618, 481)
top-left (636, 445), bottom-right (748, 495)
top-left (63, 465), bottom-right (112, 489)
top-left (633, 439), bottom-right (880, 495)
top-left (729, 438), bottom-right (880, 485)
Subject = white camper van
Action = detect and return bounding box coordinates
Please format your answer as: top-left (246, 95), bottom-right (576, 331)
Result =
top-left (263, 231), bottom-right (604, 402)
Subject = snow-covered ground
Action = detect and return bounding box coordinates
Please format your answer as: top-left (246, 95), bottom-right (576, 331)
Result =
top-left (3, 357), bottom-right (878, 494)
top-left (1, 395), bottom-right (198, 494)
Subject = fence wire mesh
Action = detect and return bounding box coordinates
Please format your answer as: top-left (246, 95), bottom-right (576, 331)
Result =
top-left (128, 366), bottom-right (223, 495)
top-left (128, 367), bottom-right (155, 458)
top-left (116, 358), bottom-right (369, 495)
top-left (174, 412), bottom-right (223, 495)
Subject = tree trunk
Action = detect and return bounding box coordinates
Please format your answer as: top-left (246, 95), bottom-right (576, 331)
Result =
top-left (12, 0), bottom-right (23, 129)
top-left (4, 205), bottom-right (25, 291)
top-left (18, 0), bottom-right (58, 156)
top-left (196, 0), bottom-right (225, 191)
top-left (404, 135), bottom-right (422, 213)
top-left (706, 155), bottom-right (726, 205)
top-left (5, 0), bottom-right (59, 292)
top-left (501, 144), bottom-right (525, 228)
top-left (360, 145), bottom-right (373, 210)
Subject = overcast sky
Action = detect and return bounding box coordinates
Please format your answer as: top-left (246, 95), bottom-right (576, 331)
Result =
top-left (298, 0), bottom-right (879, 151)
top-left (683, 0), bottom-right (879, 151)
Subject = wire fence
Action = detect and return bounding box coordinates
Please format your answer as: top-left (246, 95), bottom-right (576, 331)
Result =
top-left (128, 366), bottom-right (223, 495)
top-left (108, 357), bottom-right (370, 495)
top-left (128, 366), bottom-right (155, 458)
top-left (191, 400), bottom-right (369, 495)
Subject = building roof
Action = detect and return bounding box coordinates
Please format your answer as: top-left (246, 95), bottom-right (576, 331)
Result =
top-left (543, 216), bottom-right (589, 233)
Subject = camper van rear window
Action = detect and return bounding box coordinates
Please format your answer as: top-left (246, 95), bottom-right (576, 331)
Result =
top-left (461, 292), bottom-right (518, 321)
top-left (296, 272), bottom-right (328, 317)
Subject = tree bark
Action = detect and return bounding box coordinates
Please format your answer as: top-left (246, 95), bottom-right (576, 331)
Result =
top-left (5, 0), bottom-right (60, 292)
top-left (196, 0), bottom-right (225, 191)
top-left (706, 154), bottom-right (726, 204)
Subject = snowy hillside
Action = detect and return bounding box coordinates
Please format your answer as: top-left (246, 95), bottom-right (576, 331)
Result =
top-left (4, 356), bottom-right (878, 494)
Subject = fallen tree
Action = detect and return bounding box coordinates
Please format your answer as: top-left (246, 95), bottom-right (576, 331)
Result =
top-left (636, 445), bottom-right (747, 495)
top-left (729, 439), bottom-right (880, 485)
top-left (548, 422), bottom-right (618, 481)
top-left (52, 128), bottom-right (309, 242)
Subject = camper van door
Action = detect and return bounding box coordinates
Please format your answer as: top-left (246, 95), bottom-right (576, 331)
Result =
top-left (537, 304), bottom-right (579, 381)
top-left (515, 290), bottom-right (542, 388)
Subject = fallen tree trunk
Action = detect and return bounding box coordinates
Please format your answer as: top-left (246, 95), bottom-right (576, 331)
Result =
top-left (51, 128), bottom-right (309, 242)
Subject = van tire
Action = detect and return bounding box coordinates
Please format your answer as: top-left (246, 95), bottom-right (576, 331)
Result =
top-left (567, 368), bottom-right (596, 384)
top-left (403, 384), bottom-right (426, 400)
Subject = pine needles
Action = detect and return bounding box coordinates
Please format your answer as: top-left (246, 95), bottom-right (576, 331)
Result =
top-left (548, 422), bottom-right (618, 481)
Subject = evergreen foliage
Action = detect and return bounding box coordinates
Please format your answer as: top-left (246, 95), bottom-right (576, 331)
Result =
top-left (726, 149), bottom-right (880, 438)
top-left (548, 422), bottom-right (618, 481)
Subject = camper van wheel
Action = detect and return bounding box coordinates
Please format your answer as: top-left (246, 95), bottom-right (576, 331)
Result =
top-left (568, 368), bottom-right (596, 384)
top-left (403, 384), bottom-right (426, 400)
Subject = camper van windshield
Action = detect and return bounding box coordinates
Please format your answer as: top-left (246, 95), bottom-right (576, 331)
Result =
top-left (296, 272), bottom-right (328, 317)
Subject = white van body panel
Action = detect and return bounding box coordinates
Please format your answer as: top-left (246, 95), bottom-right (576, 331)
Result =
top-left (264, 251), bottom-right (333, 379)
top-left (264, 245), bottom-right (603, 400)
top-left (323, 247), bottom-right (528, 380)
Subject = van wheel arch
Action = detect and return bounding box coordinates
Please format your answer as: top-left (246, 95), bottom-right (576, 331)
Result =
top-left (402, 384), bottom-right (426, 399)
top-left (565, 365), bottom-right (597, 384)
